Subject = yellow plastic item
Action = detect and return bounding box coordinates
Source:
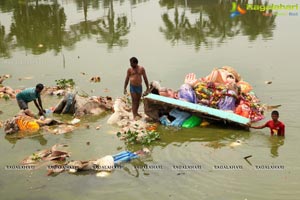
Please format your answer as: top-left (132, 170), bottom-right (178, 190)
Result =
top-left (200, 121), bottom-right (210, 127)
top-left (16, 116), bottom-right (40, 132)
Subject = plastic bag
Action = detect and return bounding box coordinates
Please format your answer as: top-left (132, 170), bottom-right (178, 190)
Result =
top-left (182, 115), bottom-right (202, 128)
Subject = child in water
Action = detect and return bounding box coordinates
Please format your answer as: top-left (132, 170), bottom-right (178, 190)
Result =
top-left (250, 110), bottom-right (285, 136)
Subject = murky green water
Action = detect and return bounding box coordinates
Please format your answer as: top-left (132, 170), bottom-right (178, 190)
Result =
top-left (1, 0), bottom-right (300, 199)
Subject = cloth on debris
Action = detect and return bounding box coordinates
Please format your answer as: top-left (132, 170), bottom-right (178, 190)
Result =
top-left (4, 111), bottom-right (64, 135)
top-left (218, 90), bottom-right (238, 111)
top-left (178, 83), bottom-right (197, 103)
top-left (16, 115), bottom-right (40, 132)
top-left (169, 108), bottom-right (192, 127)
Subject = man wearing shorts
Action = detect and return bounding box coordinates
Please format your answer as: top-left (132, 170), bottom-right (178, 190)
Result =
top-left (124, 57), bottom-right (149, 120)
top-left (16, 83), bottom-right (45, 116)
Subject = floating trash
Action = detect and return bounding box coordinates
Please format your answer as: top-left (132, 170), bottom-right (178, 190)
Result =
top-left (229, 140), bottom-right (242, 147)
top-left (18, 76), bottom-right (34, 80)
top-left (200, 121), bottom-right (210, 127)
top-left (90, 76), bottom-right (101, 83)
top-left (96, 171), bottom-right (111, 177)
top-left (244, 155), bottom-right (253, 166)
top-left (70, 118), bottom-right (80, 125)
top-left (265, 81), bottom-right (272, 84)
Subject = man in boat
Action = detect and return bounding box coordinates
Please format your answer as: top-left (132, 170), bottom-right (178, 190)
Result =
top-left (123, 57), bottom-right (149, 120)
top-left (250, 110), bottom-right (285, 136)
top-left (16, 83), bottom-right (45, 117)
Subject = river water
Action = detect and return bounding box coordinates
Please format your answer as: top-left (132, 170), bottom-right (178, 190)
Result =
top-left (1, 0), bottom-right (300, 199)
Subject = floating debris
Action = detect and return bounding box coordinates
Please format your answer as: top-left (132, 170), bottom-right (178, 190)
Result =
top-left (96, 171), bottom-right (111, 177)
top-left (21, 144), bottom-right (70, 165)
top-left (204, 141), bottom-right (226, 149)
top-left (51, 125), bottom-right (76, 135)
top-left (38, 44), bottom-right (44, 48)
top-left (95, 126), bottom-right (101, 130)
top-left (200, 121), bottom-right (210, 127)
top-left (70, 118), bottom-right (80, 125)
top-left (265, 81), bottom-right (272, 84)
top-left (244, 155), bottom-right (253, 166)
top-left (23, 76), bottom-right (33, 80)
top-left (90, 76), bottom-right (101, 83)
top-left (229, 140), bottom-right (242, 147)
top-left (141, 148), bottom-right (150, 154)
top-left (266, 104), bottom-right (281, 111)
top-left (0, 74), bottom-right (11, 84)
top-left (146, 123), bottom-right (158, 131)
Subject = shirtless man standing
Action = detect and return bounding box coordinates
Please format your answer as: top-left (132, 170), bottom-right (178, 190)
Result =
top-left (124, 57), bottom-right (149, 120)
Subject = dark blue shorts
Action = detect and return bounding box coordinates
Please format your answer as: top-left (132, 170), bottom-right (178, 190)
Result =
top-left (17, 99), bottom-right (28, 110)
top-left (130, 85), bottom-right (142, 94)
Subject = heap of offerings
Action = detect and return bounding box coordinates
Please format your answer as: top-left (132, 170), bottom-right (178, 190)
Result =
top-left (144, 66), bottom-right (265, 128)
